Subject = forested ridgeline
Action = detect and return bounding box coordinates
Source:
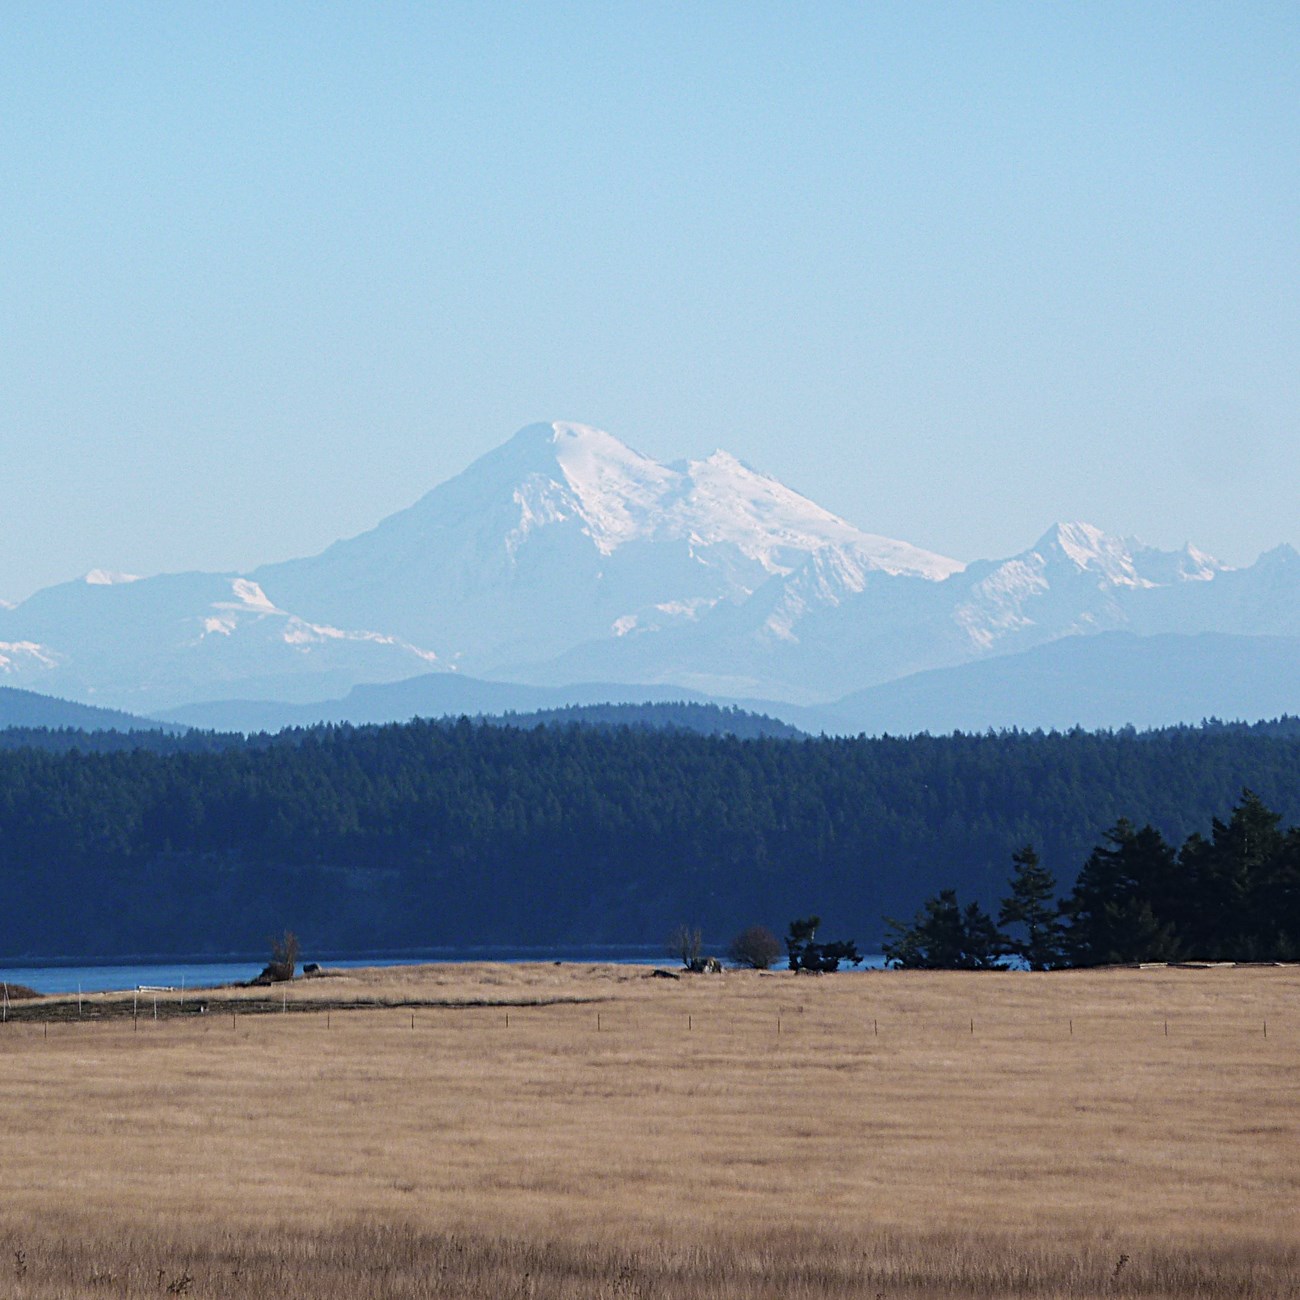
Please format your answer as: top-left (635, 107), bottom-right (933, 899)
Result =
top-left (2, 717), bottom-right (1300, 960)
top-left (0, 700), bottom-right (802, 754)
top-left (486, 701), bottom-right (805, 739)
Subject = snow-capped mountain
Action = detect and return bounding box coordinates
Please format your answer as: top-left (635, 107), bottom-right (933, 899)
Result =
top-left (1, 420), bottom-right (1295, 716)
top-left (948, 522), bottom-right (1222, 651)
top-left (252, 421), bottom-right (960, 673)
top-left (0, 569), bottom-right (441, 711)
top-left (0, 422), bottom-right (958, 710)
top-left (518, 517), bottom-right (1297, 701)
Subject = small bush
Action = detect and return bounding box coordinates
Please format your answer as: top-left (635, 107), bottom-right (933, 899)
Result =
top-left (254, 930), bottom-right (300, 983)
top-left (728, 925), bottom-right (782, 970)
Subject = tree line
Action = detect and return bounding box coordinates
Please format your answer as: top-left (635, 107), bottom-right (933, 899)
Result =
top-left (885, 791), bottom-right (1300, 967)
top-left (1, 716), bottom-right (1299, 959)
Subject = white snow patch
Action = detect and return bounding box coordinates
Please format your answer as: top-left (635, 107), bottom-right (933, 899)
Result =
top-left (551, 422), bottom-right (678, 554)
top-left (1044, 522), bottom-right (1151, 586)
top-left (0, 641), bottom-right (61, 670)
top-left (762, 608), bottom-right (803, 644)
top-left (228, 579), bottom-right (279, 612)
top-left (612, 614), bottom-right (639, 636)
top-left (281, 620), bottom-right (441, 662)
top-left (506, 480), bottom-right (574, 558)
top-left (84, 569), bottom-right (142, 586)
top-left (283, 620), bottom-right (345, 646)
top-left (652, 598), bottom-right (714, 620)
top-left (1180, 544), bottom-right (1222, 580)
top-left (951, 558), bottom-right (1052, 649)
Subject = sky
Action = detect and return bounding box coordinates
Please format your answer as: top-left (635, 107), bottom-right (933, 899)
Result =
top-left (2, 2), bottom-right (1297, 602)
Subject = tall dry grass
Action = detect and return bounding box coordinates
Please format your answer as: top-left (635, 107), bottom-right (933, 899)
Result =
top-left (1, 963), bottom-right (1296, 1297)
top-left (3, 1219), bottom-right (1296, 1299)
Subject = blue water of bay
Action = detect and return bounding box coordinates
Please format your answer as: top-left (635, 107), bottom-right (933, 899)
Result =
top-left (1, 947), bottom-right (667, 996)
top-left (3, 947), bottom-right (887, 996)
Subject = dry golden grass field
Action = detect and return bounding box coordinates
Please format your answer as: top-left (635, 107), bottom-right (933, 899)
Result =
top-left (0, 962), bottom-right (1296, 1298)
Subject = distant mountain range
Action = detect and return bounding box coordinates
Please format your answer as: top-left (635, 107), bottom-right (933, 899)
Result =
top-left (826, 632), bottom-right (1300, 735)
top-left (0, 686), bottom-right (170, 733)
top-left (3, 421), bottom-right (1297, 729)
top-left (0, 686), bottom-right (803, 748)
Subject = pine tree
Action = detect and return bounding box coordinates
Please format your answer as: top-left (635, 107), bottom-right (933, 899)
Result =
top-left (1179, 790), bottom-right (1285, 958)
top-left (883, 890), bottom-right (1005, 970)
top-left (1063, 820), bottom-right (1180, 966)
top-left (998, 844), bottom-right (1065, 970)
top-left (785, 916), bottom-right (821, 971)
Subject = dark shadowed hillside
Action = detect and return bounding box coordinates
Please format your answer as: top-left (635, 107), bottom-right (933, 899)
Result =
top-left (3, 718), bottom-right (1300, 960)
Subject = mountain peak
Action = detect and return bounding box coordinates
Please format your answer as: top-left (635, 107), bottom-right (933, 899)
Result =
top-left (503, 420), bottom-right (652, 463)
top-left (1255, 542), bottom-right (1300, 570)
top-left (461, 422), bottom-right (959, 579)
top-left (3, 413), bottom-right (1294, 715)
top-left (1027, 522), bottom-right (1226, 589)
top-left (1027, 521), bottom-right (1145, 585)
top-left (1035, 520), bottom-right (1115, 560)
top-left (696, 448), bottom-right (751, 472)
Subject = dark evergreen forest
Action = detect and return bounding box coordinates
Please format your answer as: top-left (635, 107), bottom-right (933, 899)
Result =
top-left (1, 716), bottom-right (1299, 960)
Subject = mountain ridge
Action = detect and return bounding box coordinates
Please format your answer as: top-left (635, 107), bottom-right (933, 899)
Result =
top-left (3, 420), bottom-right (1295, 717)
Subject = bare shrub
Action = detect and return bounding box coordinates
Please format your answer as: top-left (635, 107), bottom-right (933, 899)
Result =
top-left (727, 925), bottom-right (782, 970)
top-left (667, 924), bottom-right (703, 971)
top-left (254, 930), bottom-right (300, 984)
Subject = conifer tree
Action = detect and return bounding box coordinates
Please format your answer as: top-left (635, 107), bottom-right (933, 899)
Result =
top-left (998, 844), bottom-right (1065, 970)
top-left (883, 890), bottom-right (1004, 970)
top-left (1179, 789), bottom-right (1285, 958)
top-left (1062, 820), bottom-right (1180, 966)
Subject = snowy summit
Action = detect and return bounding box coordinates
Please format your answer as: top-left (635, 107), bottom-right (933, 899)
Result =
top-left (0, 420), bottom-right (1293, 713)
top-left (502, 421), bottom-right (962, 579)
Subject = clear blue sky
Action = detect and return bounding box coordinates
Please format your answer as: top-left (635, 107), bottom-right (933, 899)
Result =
top-left (3, 2), bottom-right (1296, 601)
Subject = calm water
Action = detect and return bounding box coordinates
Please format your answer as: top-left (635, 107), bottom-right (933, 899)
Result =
top-left (0, 946), bottom-right (668, 996)
top-left (2, 947), bottom-right (887, 996)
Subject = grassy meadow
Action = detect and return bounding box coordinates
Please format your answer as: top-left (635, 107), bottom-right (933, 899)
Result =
top-left (0, 962), bottom-right (1296, 1298)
